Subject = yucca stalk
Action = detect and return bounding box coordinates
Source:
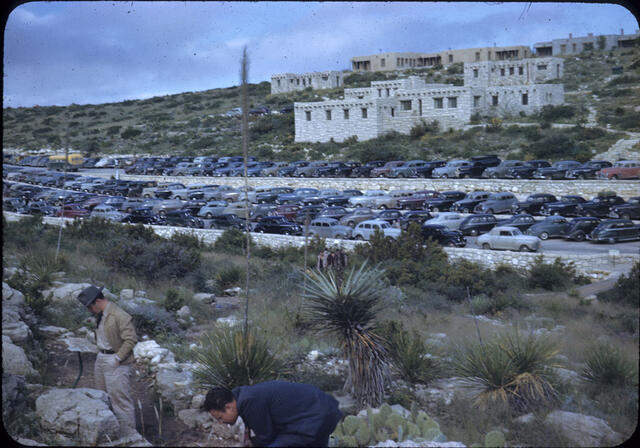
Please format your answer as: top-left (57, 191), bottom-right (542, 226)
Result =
top-left (303, 262), bottom-right (389, 408)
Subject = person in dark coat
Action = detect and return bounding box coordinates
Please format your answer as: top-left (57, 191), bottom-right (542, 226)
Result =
top-left (203, 380), bottom-right (342, 447)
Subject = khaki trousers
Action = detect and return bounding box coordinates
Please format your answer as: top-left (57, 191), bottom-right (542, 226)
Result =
top-left (94, 352), bottom-right (136, 431)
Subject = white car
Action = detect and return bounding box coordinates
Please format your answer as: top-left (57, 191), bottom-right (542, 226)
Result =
top-left (348, 190), bottom-right (395, 209)
top-left (423, 212), bottom-right (465, 230)
top-left (477, 226), bottom-right (541, 252)
top-left (353, 219), bottom-right (401, 240)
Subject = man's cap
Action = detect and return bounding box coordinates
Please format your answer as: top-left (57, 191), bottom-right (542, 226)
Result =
top-left (77, 285), bottom-right (104, 307)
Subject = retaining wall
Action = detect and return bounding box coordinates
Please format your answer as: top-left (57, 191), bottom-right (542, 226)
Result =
top-left (6, 213), bottom-right (634, 281)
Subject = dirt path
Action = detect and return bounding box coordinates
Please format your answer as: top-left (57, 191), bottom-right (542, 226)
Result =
top-left (41, 337), bottom-right (235, 446)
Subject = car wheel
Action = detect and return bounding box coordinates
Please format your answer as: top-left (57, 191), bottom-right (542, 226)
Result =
top-left (347, 221), bottom-right (355, 228)
top-left (462, 174), bottom-right (470, 179)
top-left (519, 245), bottom-right (530, 252)
top-left (355, 235), bottom-right (364, 240)
top-left (486, 208), bottom-right (495, 215)
top-left (491, 174), bottom-right (498, 179)
top-left (516, 174), bottom-right (523, 179)
top-left (335, 234), bottom-right (344, 239)
top-left (608, 237), bottom-right (617, 244)
top-left (442, 174), bottom-right (448, 178)
top-left (398, 173), bottom-right (405, 178)
top-left (159, 210), bottom-right (166, 216)
top-left (552, 211), bottom-right (560, 216)
top-left (380, 205), bottom-right (387, 210)
top-left (432, 206), bottom-right (439, 213)
top-left (539, 231), bottom-right (549, 240)
top-left (577, 174), bottom-right (585, 180)
top-left (545, 175), bottom-right (552, 180)
top-left (206, 212), bottom-right (213, 219)
top-left (299, 174), bottom-right (305, 178)
top-left (447, 241), bottom-right (456, 247)
top-left (470, 229), bottom-right (478, 236)
top-left (611, 175), bottom-right (619, 180)
top-left (585, 210), bottom-right (595, 217)
top-left (482, 243), bottom-right (491, 250)
top-left (461, 207), bottom-right (470, 214)
top-left (621, 213), bottom-right (631, 220)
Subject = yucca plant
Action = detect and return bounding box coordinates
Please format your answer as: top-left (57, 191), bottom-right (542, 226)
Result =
top-left (580, 342), bottom-right (637, 388)
top-left (452, 331), bottom-right (560, 416)
top-left (193, 325), bottom-right (284, 390)
top-left (303, 262), bottom-right (389, 408)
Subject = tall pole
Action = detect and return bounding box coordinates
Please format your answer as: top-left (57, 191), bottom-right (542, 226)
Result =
top-left (241, 46), bottom-right (251, 340)
top-left (55, 116), bottom-right (69, 260)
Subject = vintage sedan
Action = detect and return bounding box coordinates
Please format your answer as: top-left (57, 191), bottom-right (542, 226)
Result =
top-left (477, 226), bottom-right (540, 252)
top-left (339, 208), bottom-right (377, 227)
top-left (609, 196), bottom-right (640, 220)
top-left (588, 219), bottom-right (640, 243)
top-left (423, 212), bottom-right (466, 231)
top-left (348, 190), bottom-right (395, 209)
top-left (495, 214), bottom-right (537, 232)
top-left (420, 224), bottom-right (466, 247)
top-left (307, 218), bottom-right (353, 239)
top-left (526, 216), bottom-right (570, 240)
top-left (353, 219), bottom-right (401, 240)
top-left (253, 216), bottom-right (303, 235)
top-left (458, 214), bottom-right (498, 236)
top-left (197, 200), bottom-right (229, 219)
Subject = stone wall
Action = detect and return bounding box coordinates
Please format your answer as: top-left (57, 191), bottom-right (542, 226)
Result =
top-left (271, 71), bottom-right (344, 94)
top-left (464, 58), bottom-right (564, 87)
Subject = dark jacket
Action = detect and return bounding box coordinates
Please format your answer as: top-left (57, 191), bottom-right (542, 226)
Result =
top-left (232, 381), bottom-right (342, 447)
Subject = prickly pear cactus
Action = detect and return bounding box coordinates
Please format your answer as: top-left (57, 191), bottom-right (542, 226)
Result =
top-left (342, 415), bottom-right (359, 436)
top-left (379, 403), bottom-right (393, 420)
top-left (341, 435), bottom-right (356, 447)
top-left (484, 430), bottom-right (506, 447)
top-left (407, 421), bottom-right (421, 439)
top-left (355, 420), bottom-right (370, 446)
top-left (410, 401), bottom-right (418, 423)
top-left (423, 427), bottom-right (444, 441)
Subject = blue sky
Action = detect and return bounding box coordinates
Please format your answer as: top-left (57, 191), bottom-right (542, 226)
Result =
top-left (3, 1), bottom-right (638, 108)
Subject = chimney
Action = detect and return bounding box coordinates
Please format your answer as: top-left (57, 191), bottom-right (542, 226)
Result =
top-left (621, 28), bottom-right (624, 35)
top-left (569, 33), bottom-right (572, 39)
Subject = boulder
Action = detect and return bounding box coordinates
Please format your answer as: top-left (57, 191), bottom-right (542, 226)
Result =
top-left (192, 293), bottom-right (216, 304)
top-left (2, 336), bottom-right (37, 377)
top-left (3, 282), bottom-right (25, 307)
top-left (35, 388), bottom-right (120, 445)
top-left (155, 365), bottom-right (195, 413)
top-left (133, 340), bottom-right (175, 366)
top-left (334, 394), bottom-right (358, 415)
top-left (177, 408), bottom-right (213, 431)
top-left (120, 289), bottom-right (134, 300)
top-left (2, 305), bottom-right (32, 343)
top-left (177, 305), bottom-right (191, 319)
top-left (41, 283), bottom-right (116, 304)
top-left (2, 373), bottom-right (27, 421)
top-left (39, 325), bottom-right (71, 338)
top-left (544, 410), bottom-right (625, 447)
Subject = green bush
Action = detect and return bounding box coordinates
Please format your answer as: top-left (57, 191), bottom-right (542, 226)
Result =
top-left (163, 288), bottom-right (186, 312)
top-left (580, 342), bottom-right (637, 387)
top-left (120, 302), bottom-right (181, 338)
top-left (215, 265), bottom-right (244, 292)
top-left (214, 228), bottom-right (249, 255)
top-left (527, 256), bottom-right (579, 291)
top-left (598, 262), bottom-right (639, 305)
top-left (538, 105), bottom-right (575, 122)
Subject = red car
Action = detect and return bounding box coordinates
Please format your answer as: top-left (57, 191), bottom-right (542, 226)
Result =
top-left (275, 204), bottom-right (300, 220)
top-left (396, 190), bottom-right (440, 210)
top-left (57, 204), bottom-right (90, 218)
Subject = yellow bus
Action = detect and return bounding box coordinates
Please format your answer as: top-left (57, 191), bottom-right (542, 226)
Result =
top-left (49, 153), bottom-right (84, 166)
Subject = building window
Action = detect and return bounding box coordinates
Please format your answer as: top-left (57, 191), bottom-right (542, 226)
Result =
top-left (400, 100), bottom-right (412, 111)
top-left (378, 89), bottom-right (382, 97)
top-left (381, 58), bottom-right (386, 67)
top-left (572, 43), bottom-right (576, 51)
top-left (390, 108), bottom-right (395, 117)
top-left (518, 66), bottom-right (523, 75)
top-left (537, 64), bottom-right (547, 70)
top-left (326, 110), bottom-right (332, 120)
top-left (397, 58), bottom-right (402, 67)
top-left (297, 79), bottom-right (300, 85)
top-left (386, 88), bottom-right (390, 97)
top-left (560, 44), bottom-right (566, 53)
top-left (473, 96), bottom-right (481, 107)
top-left (434, 97), bottom-right (443, 109)
top-left (447, 97), bottom-right (457, 108)
top-left (277, 79), bottom-right (281, 87)
top-left (343, 109), bottom-right (349, 119)
top-left (302, 79), bottom-right (306, 86)
top-left (475, 51), bottom-right (480, 61)
top-left (305, 111), bottom-right (311, 121)
top-left (361, 108), bottom-right (368, 118)
top-left (322, 75), bottom-right (328, 81)
top-left (509, 67), bottom-right (514, 75)
top-left (500, 68), bottom-right (505, 76)
top-left (583, 42), bottom-right (594, 51)
top-left (492, 95), bottom-right (499, 106)
top-left (473, 69), bottom-right (478, 78)
top-left (448, 54), bottom-right (453, 63)
top-left (522, 93), bottom-right (528, 105)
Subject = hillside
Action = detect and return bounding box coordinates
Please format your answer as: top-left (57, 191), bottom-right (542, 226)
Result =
top-left (3, 46), bottom-right (640, 162)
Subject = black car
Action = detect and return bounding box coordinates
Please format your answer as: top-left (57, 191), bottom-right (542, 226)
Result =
top-left (414, 160), bottom-right (447, 178)
top-left (421, 224), bottom-right (467, 247)
top-left (316, 162), bottom-right (356, 177)
top-left (255, 187), bottom-right (294, 204)
top-left (470, 154), bottom-right (501, 169)
top-left (398, 210), bottom-right (433, 230)
top-left (609, 196), bottom-right (640, 220)
top-left (495, 214), bottom-right (537, 232)
top-left (527, 216), bottom-right (571, 240)
top-left (3, 197), bottom-right (26, 212)
top-left (456, 161), bottom-right (490, 178)
top-left (533, 160), bottom-right (582, 180)
top-left (506, 160), bottom-right (551, 179)
top-left (450, 191), bottom-right (491, 214)
top-left (565, 160), bottom-right (613, 179)
top-left (350, 160), bottom-right (386, 178)
top-left (425, 191), bottom-right (467, 212)
top-left (588, 219), bottom-right (640, 243)
top-left (163, 210), bottom-right (204, 228)
top-left (563, 217), bottom-right (602, 241)
top-left (315, 206), bottom-right (349, 221)
top-left (207, 214), bottom-right (250, 231)
top-left (122, 207), bottom-right (165, 225)
top-left (253, 216), bottom-right (303, 235)
top-left (540, 195), bottom-right (587, 217)
top-left (278, 161), bottom-right (309, 177)
top-left (18, 201), bottom-right (59, 216)
top-left (458, 214), bottom-right (498, 236)
top-left (181, 199), bottom-right (208, 216)
top-left (374, 209), bottom-right (403, 225)
top-left (324, 194), bottom-right (351, 207)
top-left (575, 194), bottom-right (626, 218)
top-left (511, 193), bottom-right (558, 215)
top-left (294, 205), bottom-right (325, 224)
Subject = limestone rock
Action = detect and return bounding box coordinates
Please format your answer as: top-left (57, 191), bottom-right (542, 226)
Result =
top-left (120, 289), bottom-right (134, 300)
top-left (544, 410), bottom-right (625, 447)
top-left (39, 325), bottom-right (70, 337)
top-left (177, 305), bottom-right (191, 319)
top-left (177, 408), bottom-right (213, 431)
top-left (192, 293), bottom-right (216, 304)
top-left (35, 388), bottom-right (120, 445)
top-left (133, 340), bottom-right (175, 366)
top-left (2, 373), bottom-right (27, 421)
top-left (155, 365), bottom-right (195, 413)
top-left (2, 336), bottom-right (37, 377)
top-left (41, 283), bottom-right (116, 304)
top-left (3, 282), bottom-right (25, 307)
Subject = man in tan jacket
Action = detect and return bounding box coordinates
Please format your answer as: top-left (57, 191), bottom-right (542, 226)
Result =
top-left (78, 285), bottom-right (138, 436)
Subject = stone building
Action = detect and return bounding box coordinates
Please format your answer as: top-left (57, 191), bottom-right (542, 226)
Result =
top-left (350, 45), bottom-right (531, 72)
top-left (534, 29), bottom-right (640, 56)
top-left (270, 71), bottom-right (345, 94)
top-left (294, 57), bottom-right (564, 143)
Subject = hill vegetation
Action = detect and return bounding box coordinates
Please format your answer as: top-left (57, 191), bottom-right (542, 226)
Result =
top-left (3, 46), bottom-right (639, 162)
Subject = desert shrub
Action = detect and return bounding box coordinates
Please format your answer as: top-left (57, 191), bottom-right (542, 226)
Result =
top-left (410, 120), bottom-right (439, 139)
top-left (538, 104), bottom-right (575, 122)
top-left (215, 265), bottom-right (244, 292)
top-left (580, 342), bottom-right (637, 388)
top-left (120, 302), bottom-right (181, 338)
top-left (193, 325), bottom-right (284, 390)
top-left (214, 228), bottom-right (249, 255)
top-left (597, 261), bottom-right (639, 306)
top-left (121, 127), bottom-right (142, 139)
top-left (527, 256), bottom-right (581, 291)
top-left (163, 287), bottom-right (186, 312)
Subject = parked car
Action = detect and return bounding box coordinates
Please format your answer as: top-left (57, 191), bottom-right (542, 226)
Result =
top-left (540, 195), bottom-right (588, 217)
top-left (308, 218), bottom-right (353, 239)
top-left (450, 191), bottom-right (491, 214)
top-left (458, 214), bottom-right (498, 236)
top-left (482, 160), bottom-right (526, 178)
top-left (563, 217), bottom-right (602, 241)
top-left (316, 162), bottom-right (357, 178)
top-left (420, 224), bottom-right (466, 247)
top-left (3, 197), bottom-right (26, 212)
top-left (18, 201), bottom-right (59, 216)
top-left (456, 161), bottom-right (490, 178)
top-left (597, 160), bottom-right (640, 180)
top-left (608, 196), bottom-right (640, 220)
top-left (495, 214), bottom-right (537, 232)
top-left (90, 205), bottom-right (129, 222)
top-left (350, 160), bottom-right (386, 178)
top-left (293, 161), bottom-right (329, 178)
top-left (275, 204), bottom-right (301, 221)
top-left (526, 216), bottom-right (571, 240)
top-left (424, 212), bottom-right (465, 230)
top-left (424, 191), bottom-right (466, 212)
top-left (533, 160), bottom-right (582, 180)
top-left (432, 160), bottom-right (471, 178)
top-left (353, 219), bottom-right (401, 240)
top-left (565, 160), bottom-right (613, 179)
top-left (396, 190), bottom-right (439, 210)
top-left (253, 216), bottom-right (303, 235)
top-left (474, 192), bottom-right (518, 214)
top-left (588, 219), bottom-right (640, 243)
top-left (294, 205), bottom-right (325, 224)
top-left (339, 208), bottom-right (377, 228)
top-left (575, 194), bottom-right (626, 218)
top-left (505, 160), bottom-right (551, 179)
top-left (251, 204), bottom-right (278, 222)
top-left (261, 161), bottom-right (289, 177)
top-left (57, 204), bottom-right (90, 218)
top-left (398, 210), bottom-right (433, 230)
top-left (277, 187), bottom-right (319, 204)
top-left (163, 210), bottom-right (204, 228)
top-left (477, 226), bottom-right (540, 252)
top-left (197, 200), bottom-right (229, 218)
top-left (387, 160), bottom-right (428, 178)
top-left (470, 154), bottom-right (501, 169)
top-left (278, 161), bottom-right (309, 177)
top-left (511, 193), bottom-right (558, 215)
top-left (370, 161), bottom-right (405, 178)
top-left (207, 214), bottom-right (250, 231)
top-left (348, 190), bottom-right (395, 209)
top-left (122, 207), bottom-right (165, 225)
top-left (374, 209), bottom-right (403, 225)
top-left (414, 160), bottom-right (447, 178)
top-left (315, 206), bottom-right (349, 221)
top-left (255, 186), bottom-right (294, 204)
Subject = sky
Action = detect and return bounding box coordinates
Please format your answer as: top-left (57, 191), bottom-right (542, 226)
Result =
top-left (2, 1), bottom-right (639, 108)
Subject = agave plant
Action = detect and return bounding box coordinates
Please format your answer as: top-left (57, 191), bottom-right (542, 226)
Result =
top-left (193, 325), bottom-right (284, 390)
top-left (303, 262), bottom-right (389, 408)
top-left (580, 342), bottom-right (637, 388)
top-left (452, 330), bottom-right (560, 416)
